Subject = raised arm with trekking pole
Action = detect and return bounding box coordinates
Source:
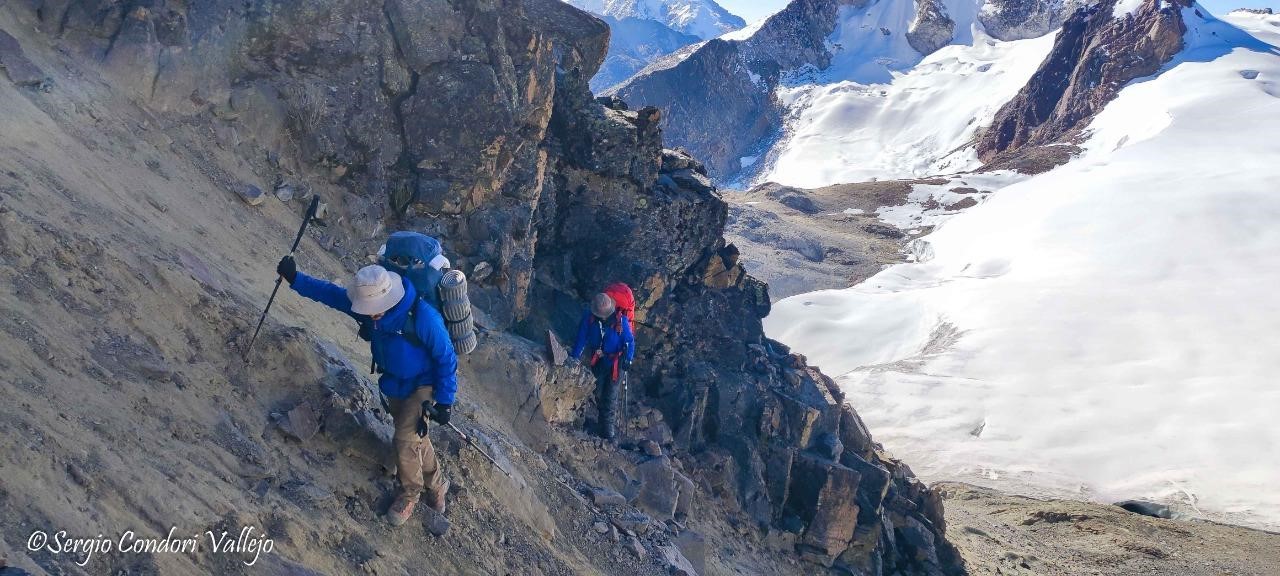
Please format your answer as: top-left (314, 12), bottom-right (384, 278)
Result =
top-left (243, 195), bottom-right (320, 364)
top-left (273, 240), bottom-right (460, 528)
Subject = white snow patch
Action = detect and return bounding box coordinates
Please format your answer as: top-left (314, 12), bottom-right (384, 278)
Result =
top-left (764, 31), bottom-right (1056, 188)
top-left (739, 155), bottom-right (758, 168)
top-left (766, 15), bottom-right (1280, 529)
top-left (721, 16), bottom-right (764, 41)
top-left (875, 172), bottom-right (1020, 229)
top-left (1113, 0), bottom-right (1145, 19)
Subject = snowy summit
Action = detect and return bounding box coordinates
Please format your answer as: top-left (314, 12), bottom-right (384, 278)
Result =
top-left (567, 0), bottom-right (746, 40)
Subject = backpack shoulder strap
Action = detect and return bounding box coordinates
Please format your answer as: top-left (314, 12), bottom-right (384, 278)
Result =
top-left (400, 297), bottom-right (426, 349)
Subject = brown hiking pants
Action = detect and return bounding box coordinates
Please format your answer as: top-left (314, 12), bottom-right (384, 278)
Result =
top-left (387, 385), bottom-right (447, 501)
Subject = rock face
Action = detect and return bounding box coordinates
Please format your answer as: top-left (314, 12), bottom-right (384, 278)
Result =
top-left (906, 0), bottom-right (957, 56)
top-left (608, 0), bottom-right (849, 179)
top-left (19, 0), bottom-right (960, 572)
top-left (980, 0), bottom-right (1087, 41)
top-left (0, 29), bottom-right (47, 86)
top-left (978, 0), bottom-right (1190, 160)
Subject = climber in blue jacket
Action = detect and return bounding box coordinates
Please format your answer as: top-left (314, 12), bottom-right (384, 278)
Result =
top-left (571, 292), bottom-right (636, 442)
top-left (277, 256), bottom-right (456, 527)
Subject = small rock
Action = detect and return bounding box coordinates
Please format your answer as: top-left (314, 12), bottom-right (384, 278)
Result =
top-left (639, 440), bottom-right (662, 457)
top-left (658, 545), bottom-right (699, 576)
top-left (863, 222), bottom-right (905, 239)
top-left (593, 521), bottom-right (610, 534)
top-left (778, 193), bottom-right (821, 214)
top-left (282, 401), bottom-right (320, 442)
top-left (424, 511), bottom-right (450, 536)
top-left (597, 95), bottom-right (629, 111)
top-left (472, 261), bottom-right (493, 282)
top-left (66, 462), bottom-right (93, 490)
top-left (331, 165), bottom-right (348, 180)
top-left (669, 169), bottom-right (714, 194)
top-left (1116, 500), bottom-right (1173, 519)
top-left (1240, 69), bottom-right (1260, 80)
top-left (0, 30), bottom-right (49, 87)
top-left (274, 182), bottom-right (296, 202)
top-left (625, 535), bottom-right (645, 559)
top-left (547, 330), bottom-right (568, 366)
top-left (591, 487), bottom-right (627, 507)
top-left (611, 512), bottom-right (651, 534)
top-left (314, 201), bottom-right (329, 221)
top-left (232, 182), bottom-right (265, 206)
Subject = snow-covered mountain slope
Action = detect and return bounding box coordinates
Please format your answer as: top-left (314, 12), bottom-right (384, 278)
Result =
top-left (763, 29), bottom-right (1057, 187)
top-left (568, 0), bottom-right (746, 39)
top-left (765, 5), bottom-right (1280, 529)
top-left (590, 16), bottom-right (703, 91)
top-left (610, 0), bottom-right (1080, 180)
top-left (565, 0), bottom-right (743, 91)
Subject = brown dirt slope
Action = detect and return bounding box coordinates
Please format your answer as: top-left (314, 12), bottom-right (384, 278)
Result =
top-left (942, 483), bottom-right (1280, 576)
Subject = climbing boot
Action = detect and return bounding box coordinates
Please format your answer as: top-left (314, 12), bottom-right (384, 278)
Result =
top-left (426, 481), bottom-right (449, 514)
top-left (386, 493), bottom-right (418, 527)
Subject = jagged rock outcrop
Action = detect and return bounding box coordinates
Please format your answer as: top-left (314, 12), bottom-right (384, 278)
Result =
top-left (978, 0), bottom-right (1191, 160)
top-left (906, 0), bottom-right (956, 56)
top-left (0, 28), bottom-right (47, 86)
top-left (608, 0), bottom-right (852, 178)
top-left (13, 0), bottom-right (961, 571)
top-left (980, 0), bottom-right (1087, 41)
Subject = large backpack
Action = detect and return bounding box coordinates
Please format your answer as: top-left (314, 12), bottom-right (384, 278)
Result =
top-left (602, 282), bottom-right (634, 334)
top-left (377, 231), bottom-right (477, 355)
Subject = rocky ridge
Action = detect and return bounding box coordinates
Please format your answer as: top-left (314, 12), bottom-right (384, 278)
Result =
top-left (0, 0), bottom-right (960, 574)
top-left (978, 0), bottom-right (1193, 161)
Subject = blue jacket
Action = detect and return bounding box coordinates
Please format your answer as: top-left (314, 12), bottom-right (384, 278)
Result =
top-left (571, 310), bottom-right (635, 363)
top-left (290, 272), bottom-right (459, 403)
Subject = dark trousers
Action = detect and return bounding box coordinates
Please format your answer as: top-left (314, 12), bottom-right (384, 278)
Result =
top-left (593, 361), bottom-right (619, 440)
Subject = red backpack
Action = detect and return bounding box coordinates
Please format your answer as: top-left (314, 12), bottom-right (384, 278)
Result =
top-left (602, 282), bottom-right (634, 333)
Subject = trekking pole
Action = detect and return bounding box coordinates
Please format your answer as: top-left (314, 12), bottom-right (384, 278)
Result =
top-left (621, 371), bottom-right (629, 440)
top-left (244, 196), bottom-right (321, 364)
top-left (448, 422), bottom-right (514, 478)
top-left (420, 403), bottom-right (513, 478)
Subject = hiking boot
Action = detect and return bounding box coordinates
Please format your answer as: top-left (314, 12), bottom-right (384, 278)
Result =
top-left (426, 481), bottom-right (449, 514)
top-left (386, 494), bottom-right (418, 527)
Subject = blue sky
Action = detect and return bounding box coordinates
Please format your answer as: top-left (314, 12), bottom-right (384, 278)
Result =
top-left (718, 0), bottom-right (1279, 25)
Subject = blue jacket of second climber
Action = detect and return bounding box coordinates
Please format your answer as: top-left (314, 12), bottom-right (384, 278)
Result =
top-left (290, 272), bottom-right (459, 404)
top-left (571, 309), bottom-right (636, 363)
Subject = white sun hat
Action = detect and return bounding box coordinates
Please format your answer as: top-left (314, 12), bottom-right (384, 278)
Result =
top-left (347, 265), bottom-right (406, 316)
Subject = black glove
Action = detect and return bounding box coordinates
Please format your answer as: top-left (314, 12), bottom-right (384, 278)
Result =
top-left (431, 402), bottom-right (452, 426)
top-left (277, 255), bottom-right (297, 284)
top-left (417, 402), bottom-right (430, 438)
top-left (619, 358), bottom-right (632, 372)
top-left (416, 401), bottom-right (452, 438)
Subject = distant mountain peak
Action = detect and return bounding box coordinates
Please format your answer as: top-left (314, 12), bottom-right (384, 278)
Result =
top-left (568, 0), bottom-right (747, 40)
